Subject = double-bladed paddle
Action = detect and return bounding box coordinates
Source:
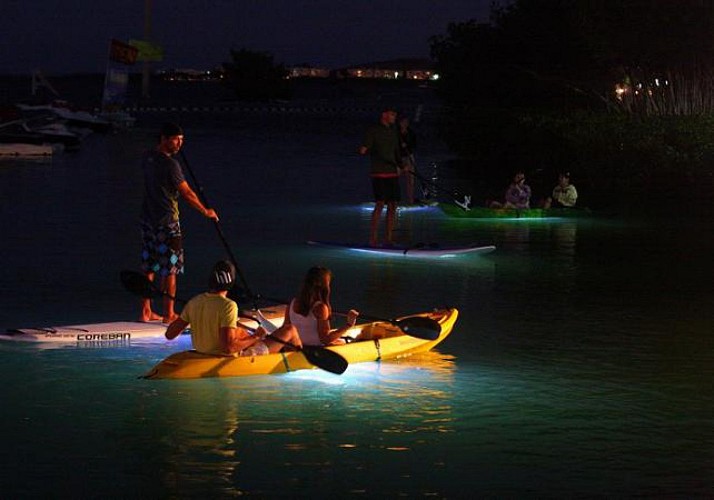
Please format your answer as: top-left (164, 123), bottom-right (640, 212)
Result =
top-left (251, 334), bottom-right (347, 375)
top-left (409, 169), bottom-right (472, 211)
top-left (333, 310), bottom-right (441, 341)
top-left (239, 295), bottom-right (442, 342)
top-left (119, 270), bottom-right (348, 375)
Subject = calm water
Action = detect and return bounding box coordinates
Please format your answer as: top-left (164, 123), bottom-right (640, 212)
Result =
top-left (1, 107), bottom-right (713, 498)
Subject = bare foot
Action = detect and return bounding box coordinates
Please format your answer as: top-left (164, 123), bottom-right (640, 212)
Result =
top-left (140, 311), bottom-right (163, 322)
top-left (162, 314), bottom-right (179, 324)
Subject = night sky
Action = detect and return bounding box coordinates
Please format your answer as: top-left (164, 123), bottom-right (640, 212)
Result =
top-left (2, 0), bottom-right (495, 75)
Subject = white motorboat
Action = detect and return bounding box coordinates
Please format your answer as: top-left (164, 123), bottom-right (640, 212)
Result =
top-left (0, 112), bottom-right (82, 151)
top-left (16, 100), bottom-right (113, 133)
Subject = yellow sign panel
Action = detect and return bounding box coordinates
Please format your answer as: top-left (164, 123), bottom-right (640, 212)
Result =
top-left (129, 39), bottom-right (164, 62)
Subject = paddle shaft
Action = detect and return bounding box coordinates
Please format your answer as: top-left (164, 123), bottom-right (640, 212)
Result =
top-left (409, 169), bottom-right (471, 210)
top-left (178, 150), bottom-right (255, 302)
top-left (333, 309), bottom-right (440, 341)
top-left (237, 313), bottom-right (347, 375)
top-left (240, 294), bottom-right (439, 340)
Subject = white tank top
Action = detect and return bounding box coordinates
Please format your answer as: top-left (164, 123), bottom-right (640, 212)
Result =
top-left (289, 298), bottom-right (322, 345)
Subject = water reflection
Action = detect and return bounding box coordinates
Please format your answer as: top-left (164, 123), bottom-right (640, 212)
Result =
top-left (549, 221), bottom-right (577, 257)
top-left (116, 350), bottom-right (457, 496)
top-left (117, 379), bottom-right (241, 496)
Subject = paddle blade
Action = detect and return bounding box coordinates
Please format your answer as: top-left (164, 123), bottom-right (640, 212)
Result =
top-left (301, 345), bottom-right (348, 375)
top-left (394, 316), bottom-right (442, 341)
top-left (120, 270), bottom-right (157, 299)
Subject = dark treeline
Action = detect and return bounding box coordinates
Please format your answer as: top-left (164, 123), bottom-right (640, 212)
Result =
top-left (222, 49), bottom-right (291, 101)
top-left (430, 0), bottom-right (714, 209)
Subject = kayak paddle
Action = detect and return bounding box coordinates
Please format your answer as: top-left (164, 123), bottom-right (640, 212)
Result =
top-left (335, 310), bottom-right (442, 341)
top-left (256, 334), bottom-right (347, 375)
top-left (409, 169), bottom-right (471, 211)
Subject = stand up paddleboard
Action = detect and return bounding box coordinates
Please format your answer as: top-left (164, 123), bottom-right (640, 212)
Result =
top-left (0, 305), bottom-right (287, 344)
top-left (307, 240), bottom-right (496, 257)
top-left (0, 321), bottom-right (170, 343)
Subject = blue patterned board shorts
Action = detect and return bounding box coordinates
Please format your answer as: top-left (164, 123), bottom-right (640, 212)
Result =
top-left (140, 220), bottom-right (184, 277)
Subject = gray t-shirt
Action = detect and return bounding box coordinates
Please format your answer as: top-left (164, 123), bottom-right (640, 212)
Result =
top-left (140, 150), bottom-right (186, 227)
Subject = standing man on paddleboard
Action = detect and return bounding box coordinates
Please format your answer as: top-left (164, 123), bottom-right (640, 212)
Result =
top-left (359, 105), bottom-right (402, 247)
top-left (138, 122), bottom-right (218, 323)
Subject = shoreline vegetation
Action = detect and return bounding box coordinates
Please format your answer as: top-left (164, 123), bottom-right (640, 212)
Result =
top-left (428, 1), bottom-right (714, 216)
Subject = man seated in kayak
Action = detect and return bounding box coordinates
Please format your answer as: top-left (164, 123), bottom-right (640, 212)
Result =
top-left (165, 260), bottom-right (303, 356)
top-left (543, 172), bottom-right (578, 208)
top-left (283, 266), bottom-right (359, 346)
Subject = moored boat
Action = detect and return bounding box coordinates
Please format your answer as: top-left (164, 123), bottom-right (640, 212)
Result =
top-left (0, 115), bottom-right (81, 151)
top-left (142, 308), bottom-right (458, 379)
top-left (440, 203), bottom-right (592, 219)
top-left (16, 101), bottom-right (113, 133)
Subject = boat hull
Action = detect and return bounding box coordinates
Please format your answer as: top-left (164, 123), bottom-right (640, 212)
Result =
top-left (142, 308), bottom-right (459, 379)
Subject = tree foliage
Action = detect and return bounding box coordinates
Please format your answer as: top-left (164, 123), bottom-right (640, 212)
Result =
top-left (432, 0), bottom-right (714, 115)
top-left (429, 0), bottom-right (714, 206)
top-left (222, 49), bottom-right (290, 101)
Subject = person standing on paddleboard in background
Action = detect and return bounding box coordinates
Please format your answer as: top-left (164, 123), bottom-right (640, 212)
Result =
top-left (398, 115), bottom-right (417, 205)
top-left (359, 105), bottom-right (402, 247)
top-left (283, 266), bottom-right (359, 346)
top-left (138, 122), bottom-right (218, 323)
top-left (166, 260), bottom-right (303, 355)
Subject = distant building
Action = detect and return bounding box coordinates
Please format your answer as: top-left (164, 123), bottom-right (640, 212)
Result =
top-left (339, 58), bottom-right (436, 80)
top-left (287, 66), bottom-right (331, 79)
top-left (154, 58), bottom-right (436, 82)
top-left (156, 68), bottom-right (224, 81)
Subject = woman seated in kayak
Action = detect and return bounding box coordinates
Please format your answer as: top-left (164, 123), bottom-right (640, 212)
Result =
top-left (489, 170), bottom-right (532, 209)
top-left (543, 172), bottom-right (578, 208)
top-left (165, 260), bottom-right (302, 356)
top-left (283, 266), bottom-right (359, 346)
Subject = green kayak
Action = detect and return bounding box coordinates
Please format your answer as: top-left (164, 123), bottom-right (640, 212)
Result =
top-left (440, 204), bottom-right (593, 219)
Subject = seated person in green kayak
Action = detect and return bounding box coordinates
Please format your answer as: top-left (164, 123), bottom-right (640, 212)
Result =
top-left (283, 266), bottom-right (359, 346)
top-left (490, 170), bottom-right (532, 209)
top-left (165, 260), bottom-right (303, 356)
top-left (543, 172), bottom-right (578, 208)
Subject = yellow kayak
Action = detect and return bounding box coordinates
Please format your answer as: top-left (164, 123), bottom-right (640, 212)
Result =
top-left (142, 308), bottom-right (458, 379)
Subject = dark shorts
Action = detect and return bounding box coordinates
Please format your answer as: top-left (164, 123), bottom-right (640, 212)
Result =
top-left (371, 176), bottom-right (400, 202)
top-left (140, 220), bottom-right (184, 277)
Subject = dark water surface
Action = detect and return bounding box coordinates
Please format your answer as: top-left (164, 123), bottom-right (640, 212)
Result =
top-left (1, 108), bottom-right (713, 498)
